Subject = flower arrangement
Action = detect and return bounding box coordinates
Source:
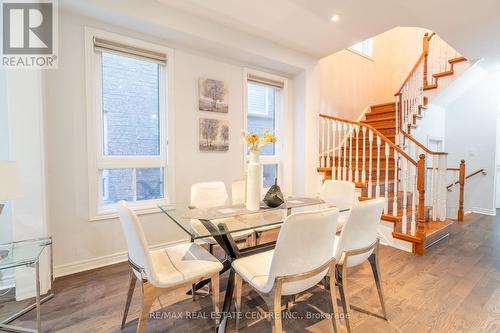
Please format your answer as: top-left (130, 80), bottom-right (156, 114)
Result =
top-left (243, 131), bottom-right (277, 151)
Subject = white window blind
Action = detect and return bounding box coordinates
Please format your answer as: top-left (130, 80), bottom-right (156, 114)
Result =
top-left (247, 73), bottom-right (284, 89)
top-left (93, 37), bottom-right (167, 64)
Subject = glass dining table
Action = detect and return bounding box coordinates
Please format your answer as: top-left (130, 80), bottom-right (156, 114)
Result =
top-left (159, 197), bottom-right (346, 333)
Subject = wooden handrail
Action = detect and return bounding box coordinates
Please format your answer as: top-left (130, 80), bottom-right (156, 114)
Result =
top-left (446, 168), bottom-right (486, 191)
top-left (400, 130), bottom-right (448, 156)
top-left (319, 114), bottom-right (417, 166)
top-left (427, 167), bottom-right (460, 171)
top-left (395, 53), bottom-right (425, 95)
top-left (394, 32), bottom-right (436, 96)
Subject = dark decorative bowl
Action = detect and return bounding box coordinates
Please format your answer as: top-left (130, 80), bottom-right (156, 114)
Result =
top-left (263, 183), bottom-right (285, 208)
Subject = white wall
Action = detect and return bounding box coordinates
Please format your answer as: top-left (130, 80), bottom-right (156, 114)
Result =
top-left (412, 104), bottom-right (446, 148)
top-left (3, 70), bottom-right (50, 299)
top-left (44, 11), bottom-right (312, 276)
top-left (319, 27), bottom-right (429, 120)
top-left (445, 69), bottom-right (500, 216)
top-left (0, 70), bottom-right (12, 244)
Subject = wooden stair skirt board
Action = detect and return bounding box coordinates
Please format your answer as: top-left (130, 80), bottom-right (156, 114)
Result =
top-left (392, 219), bottom-right (453, 252)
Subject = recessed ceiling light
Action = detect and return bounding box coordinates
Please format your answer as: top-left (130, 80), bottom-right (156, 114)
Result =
top-left (331, 14), bottom-right (340, 22)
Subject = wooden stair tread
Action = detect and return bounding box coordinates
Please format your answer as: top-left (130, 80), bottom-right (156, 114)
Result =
top-left (448, 56), bottom-right (466, 64)
top-left (370, 101), bottom-right (395, 108)
top-left (433, 70), bottom-right (454, 78)
top-left (362, 116), bottom-right (395, 122)
top-left (365, 110), bottom-right (396, 117)
top-left (366, 124), bottom-right (396, 130)
top-left (423, 83), bottom-right (438, 90)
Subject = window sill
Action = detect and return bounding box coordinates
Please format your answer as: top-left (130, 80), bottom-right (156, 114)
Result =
top-left (347, 48), bottom-right (374, 61)
top-left (89, 201), bottom-right (168, 221)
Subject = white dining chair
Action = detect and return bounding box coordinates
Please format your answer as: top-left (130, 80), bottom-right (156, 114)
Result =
top-left (231, 179), bottom-right (246, 206)
top-left (320, 180), bottom-right (357, 233)
top-left (232, 208), bottom-right (341, 333)
top-left (333, 197), bottom-right (387, 333)
top-left (190, 182), bottom-right (255, 253)
top-left (116, 201), bottom-right (223, 333)
top-left (231, 179), bottom-right (281, 244)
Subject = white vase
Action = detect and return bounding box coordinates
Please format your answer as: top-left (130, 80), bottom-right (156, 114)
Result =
top-left (246, 150), bottom-right (262, 211)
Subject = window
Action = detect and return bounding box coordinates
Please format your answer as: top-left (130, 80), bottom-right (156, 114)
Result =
top-left (86, 29), bottom-right (172, 219)
top-left (349, 38), bottom-right (373, 59)
top-left (245, 71), bottom-right (286, 192)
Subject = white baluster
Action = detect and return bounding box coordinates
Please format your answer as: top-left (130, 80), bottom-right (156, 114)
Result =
top-left (355, 126), bottom-right (359, 183)
top-left (326, 119), bottom-right (330, 168)
top-left (395, 94), bottom-right (400, 146)
top-left (409, 74), bottom-right (414, 128)
top-left (320, 117), bottom-right (325, 167)
top-left (401, 158), bottom-right (408, 234)
top-left (419, 62), bottom-right (424, 109)
top-left (431, 156), bottom-right (438, 221)
top-left (343, 123), bottom-right (348, 180)
top-left (376, 136), bottom-right (381, 197)
top-left (331, 121), bottom-right (336, 179)
top-left (384, 143), bottom-right (390, 214)
top-left (349, 124), bottom-right (353, 182)
top-left (429, 37), bottom-right (434, 83)
top-left (337, 122), bottom-right (343, 180)
top-left (368, 130), bottom-right (373, 198)
top-left (362, 127), bottom-right (366, 183)
top-left (393, 150), bottom-right (399, 217)
top-left (438, 155), bottom-right (447, 221)
top-left (411, 164), bottom-right (417, 236)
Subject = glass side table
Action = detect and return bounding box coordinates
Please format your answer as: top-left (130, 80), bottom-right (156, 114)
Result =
top-left (0, 237), bottom-right (54, 333)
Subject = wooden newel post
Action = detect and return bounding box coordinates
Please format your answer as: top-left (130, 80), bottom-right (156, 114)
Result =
top-left (416, 154), bottom-right (427, 255)
top-left (457, 160), bottom-right (466, 221)
top-left (423, 33), bottom-right (430, 87)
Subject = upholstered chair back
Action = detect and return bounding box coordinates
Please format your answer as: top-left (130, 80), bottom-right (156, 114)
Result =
top-left (334, 197), bottom-right (385, 267)
top-left (190, 182), bottom-right (228, 209)
top-left (231, 179), bottom-right (246, 205)
top-left (266, 208), bottom-right (339, 295)
top-left (116, 201), bottom-right (158, 283)
top-left (319, 180), bottom-right (356, 210)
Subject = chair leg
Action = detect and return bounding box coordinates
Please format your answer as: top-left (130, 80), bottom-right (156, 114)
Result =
top-left (337, 265), bottom-right (351, 333)
top-left (271, 290), bottom-right (283, 333)
top-left (211, 274), bottom-right (220, 326)
top-left (328, 269), bottom-right (339, 333)
top-left (121, 272), bottom-right (137, 329)
top-left (234, 273), bottom-right (243, 332)
top-left (255, 231), bottom-right (261, 245)
top-left (191, 284), bottom-right (197, 301)
top-left (137, 282), bottom-right (157, 333)
top-left (246, 233), bottom-right (256, 247)
top-left (368, 252), bottom-right (387, 320)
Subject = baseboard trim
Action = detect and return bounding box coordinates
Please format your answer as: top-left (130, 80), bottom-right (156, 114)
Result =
top-left (471, 207), bottom-right (496, 216)
top-left (54, 238), bottom-right (189, 278)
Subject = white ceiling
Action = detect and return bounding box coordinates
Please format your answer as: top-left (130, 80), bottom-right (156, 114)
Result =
top-left (157, 0), bottom-right (500, 60)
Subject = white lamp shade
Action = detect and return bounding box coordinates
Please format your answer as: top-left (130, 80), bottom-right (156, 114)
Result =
top-left (0, 161), bottom-right (22, 201)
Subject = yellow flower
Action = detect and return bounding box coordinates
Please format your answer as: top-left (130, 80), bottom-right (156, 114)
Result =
top-left (263, 132), bottom-right (276, 143)
top-left (246, 133), bottom-right (259, 144)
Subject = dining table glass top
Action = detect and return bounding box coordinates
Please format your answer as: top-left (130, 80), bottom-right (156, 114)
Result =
top-left (0, 237), bottom-right (52, 270)
top-left (159, 197), bottom-right (348, 240)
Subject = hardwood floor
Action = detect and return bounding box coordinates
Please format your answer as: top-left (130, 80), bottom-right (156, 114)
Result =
top-left (2, 212), bottom-right (500, 332)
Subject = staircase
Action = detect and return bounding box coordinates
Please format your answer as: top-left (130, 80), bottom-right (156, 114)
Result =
top-left (318, 32), bottom-right (467, 255)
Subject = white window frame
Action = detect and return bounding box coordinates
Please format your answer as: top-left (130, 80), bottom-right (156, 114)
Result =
top-left (243, 68), bottom-right (290, 194)
top-left (348, 38), bottom-right (374, 60)
top-left (84, 27), bottom-right (175, 221)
